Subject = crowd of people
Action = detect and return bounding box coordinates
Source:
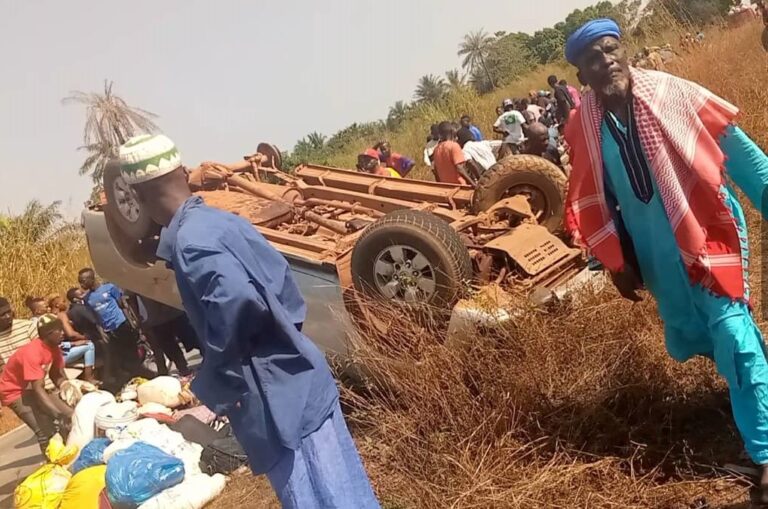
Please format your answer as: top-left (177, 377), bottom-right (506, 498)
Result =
top-left (350, 26), bottom-right (724, 191)
top-left (0, 269), bottom-right (200, 453)
top-left (354, 73), bottom-right (578, 188)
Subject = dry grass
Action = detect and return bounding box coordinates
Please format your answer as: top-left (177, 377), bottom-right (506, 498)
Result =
top-left (208, 473), bottom-right (279, 509)
top-left (345, 292), bottom-right (744, 508)
top-left (0, 227), bottom-right (90, 318)
top-left (336, 22), bottom-right (768, 509)
top-left (0, 213), bottom-right (89, 438)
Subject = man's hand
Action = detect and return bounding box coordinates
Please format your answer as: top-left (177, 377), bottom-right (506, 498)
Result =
top-left (456, 162), bottom-right (477, 188)
top-left (58, 404), bottom-right (74, 420)
top-left (609, 265), bottom-right (644, 302)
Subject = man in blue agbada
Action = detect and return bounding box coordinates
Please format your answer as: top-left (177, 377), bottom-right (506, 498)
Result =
top-left (118, 134), bottom-right (380, 509)
top-left (564, 19), bottom-right (768, 505)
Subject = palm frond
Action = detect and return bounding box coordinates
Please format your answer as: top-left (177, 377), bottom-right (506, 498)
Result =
top-left (63, 79), bottom-right (160, 182)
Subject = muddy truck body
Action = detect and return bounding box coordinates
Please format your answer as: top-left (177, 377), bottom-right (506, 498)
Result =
top-left (82, 146), bottom-right (598, 356)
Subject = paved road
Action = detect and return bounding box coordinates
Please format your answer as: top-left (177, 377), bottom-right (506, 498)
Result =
top-left (0, 350), bottom-right (203, 508)
top-left (0, 426), bottom-right (41, 508)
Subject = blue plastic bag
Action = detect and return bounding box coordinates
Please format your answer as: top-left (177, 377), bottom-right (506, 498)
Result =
top-left (105, 442), bottom-right (184, 507)
top-left (71, 438), bottom-right (111, 475)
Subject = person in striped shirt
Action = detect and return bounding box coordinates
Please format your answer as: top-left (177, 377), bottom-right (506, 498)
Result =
top-left (0, 297), bottom-right (36, 370)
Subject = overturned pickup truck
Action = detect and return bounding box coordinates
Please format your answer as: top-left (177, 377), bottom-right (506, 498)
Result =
top-left (82, 144), bottom-right (596, 356)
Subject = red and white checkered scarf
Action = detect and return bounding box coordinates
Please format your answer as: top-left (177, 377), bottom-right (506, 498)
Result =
top-left (564, 67), bottom-right (744, 299)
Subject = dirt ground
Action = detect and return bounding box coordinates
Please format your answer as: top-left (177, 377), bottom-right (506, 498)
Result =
top-left (0, 411), bottom-right (21, 437)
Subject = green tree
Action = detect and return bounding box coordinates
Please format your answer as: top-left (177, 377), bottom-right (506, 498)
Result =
top-left (63, 80), bottom-right (159, 187)
top-left (555, 1), bottom-right (625, 38)
top-left (483, 32), bottom-right (535, 87)
top-left (655, 0), bottom-right (731, 25)
top-left (458, 30), bottom-right (496, 90)
top-left (414, 74), bottom-right (448, 103)
top-left (445, 69), bottom-right (466, 91)
top-left (387, 101), bottom-right (411, 130)
top-left (0, 200), bottom-right (65, 243)
top-left (306, 132), bottom-right (327, 150)
top-left (527, 28), bottom-right (566, 64)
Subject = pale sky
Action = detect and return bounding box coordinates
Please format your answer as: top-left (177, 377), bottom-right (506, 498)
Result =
top-left (0, 0), bottom-right (598, 218)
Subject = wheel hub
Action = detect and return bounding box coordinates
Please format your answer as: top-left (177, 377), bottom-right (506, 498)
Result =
top-left (373, 245), bottom-right (436, 303)
top-left (113, 176), bottom-right (141, 223)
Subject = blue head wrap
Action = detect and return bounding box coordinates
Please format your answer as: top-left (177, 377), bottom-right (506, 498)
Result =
top-left (565, 18), bottom-right (622, 65)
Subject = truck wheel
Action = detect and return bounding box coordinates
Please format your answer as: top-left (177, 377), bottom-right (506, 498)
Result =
top-left (472, 154), bottom-right (566, 233)
top-left (351, 209), bottom-right (472, 310)
top-left (257, 142), bottom-right (283, 170)
top-left (103, 159), bottom-right (160, 241)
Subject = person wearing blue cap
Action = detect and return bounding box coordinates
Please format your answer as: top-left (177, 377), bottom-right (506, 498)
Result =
top-left (563, 18), bottom-right (768, 506)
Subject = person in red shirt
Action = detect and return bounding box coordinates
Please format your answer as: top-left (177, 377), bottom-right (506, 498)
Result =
top-left (431, 122), bottom-right (477, 186)
top-left (0, 313), bottom-right (73, 452)
top-left (356, 149), bottom-right (401, 178)
top-left (373, 141), bottom-right (415, 177)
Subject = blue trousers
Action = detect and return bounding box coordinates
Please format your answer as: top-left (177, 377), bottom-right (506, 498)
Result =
top-left (700, 306), bottom-right (768, 465)
top-left (266, 402), bottom-right (380, 509)
top-left (62, 341), bottom-right (96, 367)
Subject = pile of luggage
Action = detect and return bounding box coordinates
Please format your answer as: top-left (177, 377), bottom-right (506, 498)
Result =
top-left (14, 376), bottom-right (248, 509)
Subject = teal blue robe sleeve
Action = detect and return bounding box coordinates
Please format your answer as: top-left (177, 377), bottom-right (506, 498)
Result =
top-left (721, 125), bottom-right (768, 220)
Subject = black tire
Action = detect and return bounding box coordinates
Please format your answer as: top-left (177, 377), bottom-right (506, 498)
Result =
top-left (472, 154), bottom-right (567, 232)
top-left (351, 209), bottom-right (472, 310)
top-left (103, 159), bottom-right (160, 241)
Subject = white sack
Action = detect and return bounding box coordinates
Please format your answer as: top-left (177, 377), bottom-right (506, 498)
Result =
top-left (137, 474), bottom-right (227, 509)
top-left (137, 376), bottom-right (183, 408)
top-left (66, 391), bottom-right (116, 451)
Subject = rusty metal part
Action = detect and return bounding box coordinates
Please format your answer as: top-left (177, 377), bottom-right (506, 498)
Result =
top-left (195, 190), bottom-right (294, 228)
top-left (254, 225), bottom-right (338, 260)
top-left (485, 223), bottom-right (576, 277)
top-left (530, 255), bottom-right (583, 289)
top-left (227, 177), bottom-right (302, 204)
top-left (303, 210), bottom-right (348, 235)
top-left (255, 143), bottom-right (283, 170)
top-left (476, 252), bottom-right (494, 285)
top-left (296, 164), bottom-right (475, 210)
top-left (296, 198), bottom-right (385, 218)
top-left (335, 250), bottom-right (354, 289)
top-left (345, 218), bottom-right (373, 232)
top-left (449, 215), bottom-right (486, 232)
top-left (485, 195), bottom-right (535, 221)
top-left (229, 175), bottom-right (290, 203)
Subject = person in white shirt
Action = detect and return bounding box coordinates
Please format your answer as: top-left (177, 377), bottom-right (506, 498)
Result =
top-left (423, 124), bottom-right (439, 168)
top-left (522, 98), bottom-right (543, 123)
top-left (493, 98), bottom-right (527, 158)
top-left (457, 128), bottom-right (496, 175)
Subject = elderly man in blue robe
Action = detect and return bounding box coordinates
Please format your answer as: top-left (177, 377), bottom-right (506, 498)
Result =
top-left (117, 134), bottom-right (380, 509)
top-left (563, 19), bottom-right (768, 505)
